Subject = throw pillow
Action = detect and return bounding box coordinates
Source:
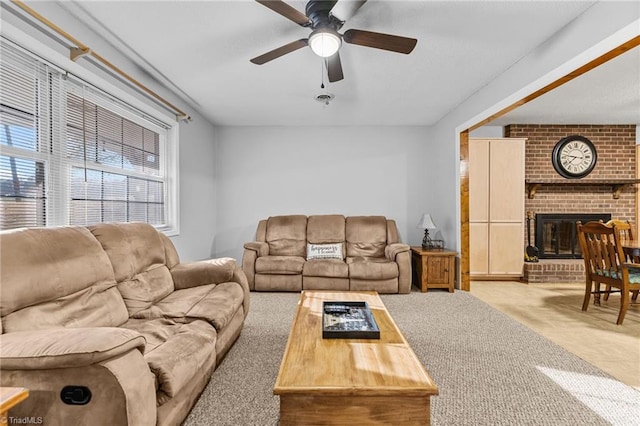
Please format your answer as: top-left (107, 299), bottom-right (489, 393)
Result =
top-left (307, 243), bottom-right (343, 260)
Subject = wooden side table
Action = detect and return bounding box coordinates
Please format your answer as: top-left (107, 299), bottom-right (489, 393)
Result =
top-left (411, 247), bottom-right (456, 293)
top-left (1, 387), bottom-right (29, 426)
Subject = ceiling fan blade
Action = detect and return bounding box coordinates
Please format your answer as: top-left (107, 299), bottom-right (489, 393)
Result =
top-left (250, 39), bottom-right (309, 65)
top-left (326, 52), bottom-right (344, 82)
top-left (255, 0), bottom-right (311, 27)
top-left (329, 0), bottom-right (368, 22)
top-left (343, 29), bottom-right (417, 54)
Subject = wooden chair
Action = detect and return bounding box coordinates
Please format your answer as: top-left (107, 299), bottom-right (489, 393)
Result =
top-left (577, 221), bottom-right (640, 325)
top-left (603, 220), bottom-right (638, 302)
top-left (605, 219), bottom-right (634, 240)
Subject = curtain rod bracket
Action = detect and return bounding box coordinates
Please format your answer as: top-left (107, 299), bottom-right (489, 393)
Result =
top-left (70, 46), bottom-right (92, 62)
top-left (176, 114), bottom-right (191, 123)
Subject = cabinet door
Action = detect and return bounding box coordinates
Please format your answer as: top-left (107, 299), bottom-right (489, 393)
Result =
top-left (469, 138), bottom-right (525, 277)
top-left (470, 222), bottom-right (489, 275)
top-left (489, 223), bottom-right (524, 275)
top-left (427, 256), bottom-right (450, 284)
top-left (489, 139), bottom-right (525, 222)
top-left (469, 139), bottom-right (490, 222)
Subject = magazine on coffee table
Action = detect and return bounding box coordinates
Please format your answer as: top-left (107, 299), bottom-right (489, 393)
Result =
top-left (322, 301), bottom-right (380, 339)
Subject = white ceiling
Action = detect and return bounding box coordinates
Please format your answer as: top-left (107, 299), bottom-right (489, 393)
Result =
top-left (59, 1), bottom-right (638, 127)
top-left (490, 45), bottom-right (640, 125)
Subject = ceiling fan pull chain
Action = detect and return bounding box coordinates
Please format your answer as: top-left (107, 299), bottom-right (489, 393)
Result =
top-left (320, 58), bottom-right (325, 89)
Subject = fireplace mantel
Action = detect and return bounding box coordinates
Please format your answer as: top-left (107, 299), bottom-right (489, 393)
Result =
top-left (525, 179), bottom-right (640, 199)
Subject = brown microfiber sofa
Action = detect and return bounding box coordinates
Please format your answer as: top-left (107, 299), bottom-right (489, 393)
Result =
top-left (243, 215), bottom-right (411, 293)
top-left (0, 223), bottom-right (249, 426)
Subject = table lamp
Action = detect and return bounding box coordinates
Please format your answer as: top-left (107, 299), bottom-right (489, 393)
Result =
top-left (417, 213), bottom-right (438, 249)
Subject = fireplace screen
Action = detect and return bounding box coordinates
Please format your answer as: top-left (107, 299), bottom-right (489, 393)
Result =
top-left (535, 213), bottom-right (611, 259)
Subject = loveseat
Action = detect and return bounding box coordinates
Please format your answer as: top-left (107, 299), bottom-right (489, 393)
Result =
top-left (0, 223), bottom-right (249, 426)
top-left (243, 215), bottom-right (411, 293)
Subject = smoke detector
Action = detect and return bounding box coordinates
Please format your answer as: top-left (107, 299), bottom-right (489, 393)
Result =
top-left (315, 93), bottom-right (334, 106)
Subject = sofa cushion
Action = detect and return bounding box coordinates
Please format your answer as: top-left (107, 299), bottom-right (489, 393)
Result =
top-left (346, 216), bottom-right (388, 258)
top-left (90, 223), bottom-right (174, 316)
top-left (255, 256), bottom-right (305, 275)
top-left (347, 257), bottom-right (398, 280)
top-left (170, 258), bottom-right (235, 290)
top-left (303, 259), bottom-right (349, 278)
top-left (117, 265), bottom-right (175, 317)
top-left (0, 226), bottom-right (128, 331)
top-left (151, 282), bottom-right (245, 332)
top-left (266, 215), bottom-right (307, 256)
top-left (2, 283), bottom-right (131, 333)
top-left (89, 223), bottom-right (167, 282)
top-left (121, 318), bottom-right (217, 404)
top-left (307, 215), bottom-right (345, 243)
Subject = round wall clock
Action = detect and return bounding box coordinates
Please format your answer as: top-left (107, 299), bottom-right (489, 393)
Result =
top-left (551, 135), bottom-right (597, 179)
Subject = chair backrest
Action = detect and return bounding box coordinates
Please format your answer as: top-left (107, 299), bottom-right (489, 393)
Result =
top-left (605, 219), bottom-right (634, 240)
top-left (577, 221), bottom-right (626, 282)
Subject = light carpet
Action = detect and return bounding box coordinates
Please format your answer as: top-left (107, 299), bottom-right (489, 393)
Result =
top-left (184, 291), bottom-right (640, 425)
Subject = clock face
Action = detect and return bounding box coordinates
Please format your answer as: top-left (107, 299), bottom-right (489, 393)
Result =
top-left (551, 135), bottom-right (597, 179)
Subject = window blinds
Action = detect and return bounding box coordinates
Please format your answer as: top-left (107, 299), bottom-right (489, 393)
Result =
top-left (0, 39), bottom-right (52, 229)
top-left (0, 39), bottom-right (170, 231)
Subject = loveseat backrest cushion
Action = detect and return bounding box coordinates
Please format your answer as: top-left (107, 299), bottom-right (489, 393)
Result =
top-left (266, 215), bottom-right (307, 257)
top-left (345, 216), bottom-right (388, 258)
top-left (307, 215), bottom-right (346, 244)
top-left (89, 223), bottom-right (174, 317)
top-left (0, 226), bottom-right (128, 332)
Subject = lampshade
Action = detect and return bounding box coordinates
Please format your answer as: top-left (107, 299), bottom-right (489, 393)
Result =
top-left (417, 213), bottom-right (437, 230)
top-left (308, 29), bottom-right (341, 57)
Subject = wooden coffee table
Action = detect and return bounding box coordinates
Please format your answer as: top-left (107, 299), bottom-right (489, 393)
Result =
top-left (274, 291), bottom-right (438, 425)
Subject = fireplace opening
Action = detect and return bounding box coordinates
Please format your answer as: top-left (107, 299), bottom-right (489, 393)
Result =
top-left (534, 213), bottom-right (611, 259)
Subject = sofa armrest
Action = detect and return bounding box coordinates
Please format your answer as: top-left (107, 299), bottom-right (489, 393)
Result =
top-left (242, 242), bottom-right (268, 291)
top-left (243, 241), bottom-right (269, 257)
top-left (385, 243), bottom-right (410, 260)
top-left (231, 261), bottom-right (251, 318)
top-left (171, 257), bottom-right (236, 290)
top-left (0, 327), bottom-right (145, 370)
top-left (385, 243), bottom-right (412, 294)
top-left (1, 328), bottom-right (156, 425)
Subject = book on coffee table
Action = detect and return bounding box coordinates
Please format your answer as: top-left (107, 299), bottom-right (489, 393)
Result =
top-left (322, 301), bottom-right (380, 339)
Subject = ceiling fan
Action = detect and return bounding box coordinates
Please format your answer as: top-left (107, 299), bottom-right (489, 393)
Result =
top-left (250, 0), bottom-right (417, 82)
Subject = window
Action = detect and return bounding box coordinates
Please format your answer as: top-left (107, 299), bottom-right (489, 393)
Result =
top-left (0, 39), bottom-right (178, 232)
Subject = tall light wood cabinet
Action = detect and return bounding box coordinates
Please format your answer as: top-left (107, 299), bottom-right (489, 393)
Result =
top-left (469, 138), bottom-right (526, 277)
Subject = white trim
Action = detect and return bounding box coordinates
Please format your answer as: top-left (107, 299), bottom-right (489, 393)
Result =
top-left (161, 124), bottom-right (180, 237)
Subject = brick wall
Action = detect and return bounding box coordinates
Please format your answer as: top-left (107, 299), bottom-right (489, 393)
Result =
top-left (505, 125), bottom-right (637, 234)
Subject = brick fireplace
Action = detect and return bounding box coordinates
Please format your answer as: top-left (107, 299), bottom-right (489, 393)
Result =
top-left (504, 124), bottom-right (637, 283)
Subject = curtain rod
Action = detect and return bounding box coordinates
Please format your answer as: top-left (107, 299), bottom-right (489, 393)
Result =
top-left (10, 0), bottom-right (192, 122)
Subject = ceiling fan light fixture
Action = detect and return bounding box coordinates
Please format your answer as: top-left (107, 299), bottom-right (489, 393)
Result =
top-left (308, 29), bottom-right (341, 57)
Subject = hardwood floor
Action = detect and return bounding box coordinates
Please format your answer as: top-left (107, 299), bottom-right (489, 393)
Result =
top-left (470, 281), bottom-right (640, 390)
